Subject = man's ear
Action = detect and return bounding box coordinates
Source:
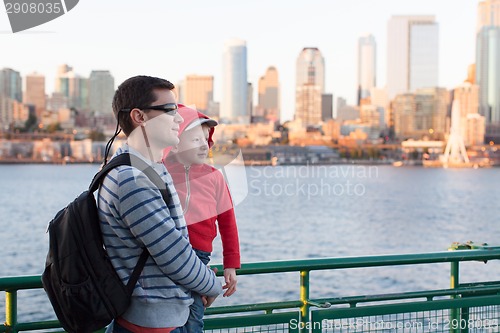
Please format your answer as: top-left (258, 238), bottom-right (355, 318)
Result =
top-left (130, 108), bottom-right (145, 126)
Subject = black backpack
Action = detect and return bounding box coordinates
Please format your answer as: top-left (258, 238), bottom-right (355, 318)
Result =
top-left (42, 153), bottom-right (171, 333)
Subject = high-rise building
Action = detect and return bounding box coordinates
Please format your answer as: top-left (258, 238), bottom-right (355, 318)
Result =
top-left (257, 66), bottom-right (280, 123)
top-left (387, 16), bottom-right (439, 99)
top-left (321, 94), bottom-right (333, 121)
top-left (358, 34), bottom-right (376, 103)
top-left (55, 64), bottom-right (72, 93)
top-left (56, 71), bottom-right (88, 111)
top-left (247, 82), bottom-right (253, 123)
top-left (370, 88), bottom-right (390, 127)
top-left (0, 68), bottom-right (22, 102)
top-left (184, 75), bottom-right (213, 113)
top-left (477, 0), bottom-right (500, 32)
top-left (24, 73), bottom-right (46, 119)
top-left (222, 39), bottom-right (248, 123)
top-left (476, 0), bottom-right (500, 142)
top-left (295, 47), bottom-right (325, 127)
top-left (88, 70), bottom-right (114, 115)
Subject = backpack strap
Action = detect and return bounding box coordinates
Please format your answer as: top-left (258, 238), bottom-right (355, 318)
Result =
top-left (90, 152), bottom-right (174, 294)
top-left (89, 153), bottom-right (133, 193)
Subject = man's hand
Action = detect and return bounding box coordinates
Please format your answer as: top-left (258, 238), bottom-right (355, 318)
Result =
top-left (201, 295), bottom-right (218, 308)
top-left (222, 268), bottom-right (237, 297)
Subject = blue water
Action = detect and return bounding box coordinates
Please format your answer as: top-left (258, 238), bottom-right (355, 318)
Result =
top-left (1, 164), bottom-right (500, 322)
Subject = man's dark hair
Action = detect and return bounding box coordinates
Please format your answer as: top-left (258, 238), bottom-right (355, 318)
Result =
top-left (112, 75), bottom-right (175, 136)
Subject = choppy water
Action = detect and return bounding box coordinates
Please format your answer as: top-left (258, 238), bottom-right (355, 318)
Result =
top-left (1, 164), bottom-right (500, 322)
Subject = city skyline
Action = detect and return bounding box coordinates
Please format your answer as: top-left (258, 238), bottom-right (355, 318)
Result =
top-left (0, 0), bottom-right (478, 122)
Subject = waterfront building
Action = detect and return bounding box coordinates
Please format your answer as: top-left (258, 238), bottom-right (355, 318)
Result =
top-left (257, 66), bottom-right (280, 123)
top-left (386, 16), bottom-right (439, 99)
top-left (222, 39), bottom-right (248, 123)
top-left (454, 82), bottom-right (481, 146)
top-left (88, 70), bottom-right (114, 115)
top-left (184, 75), bottom-right (214, 113)
top-left (295, 47), bottom-right (325, 127)
top-left (0, 97), bottom-right (13, 131)
top-left (360, 104), bottom-right (383, 128)
top-left (24, 73), bottom-right (46, 119)
top-left (393, 88), bottom-right (450, 140)
top-left (358, 34), bottom-right (376, 103)
top-left (466, 113), bottom-right (486, 146)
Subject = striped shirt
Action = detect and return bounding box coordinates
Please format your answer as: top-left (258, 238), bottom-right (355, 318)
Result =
top-left (97, 145), bottom-right (222, 328)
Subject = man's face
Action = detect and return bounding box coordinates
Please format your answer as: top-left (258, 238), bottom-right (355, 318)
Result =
top-left (175, 124), bottom-right (210, 166)
top-left (143, 89), bottom-right (183, 148)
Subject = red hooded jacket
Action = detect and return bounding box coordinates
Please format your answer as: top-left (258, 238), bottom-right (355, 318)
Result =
top-left (163, 105), bottom-right (240, 269)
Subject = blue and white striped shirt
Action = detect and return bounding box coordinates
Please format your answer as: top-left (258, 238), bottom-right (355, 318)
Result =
top-left (97, 144), bottom-right (222, 328)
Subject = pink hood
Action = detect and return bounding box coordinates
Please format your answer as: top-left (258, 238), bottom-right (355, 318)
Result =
top-left (162, 104), bottom-right (216, 160)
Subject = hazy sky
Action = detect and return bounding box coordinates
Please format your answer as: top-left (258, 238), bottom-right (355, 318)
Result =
top-left (1, 0), bottom-right (478, 121)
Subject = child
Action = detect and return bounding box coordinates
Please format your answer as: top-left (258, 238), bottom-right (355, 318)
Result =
top-left (163, 105), bottom-right (240, 333)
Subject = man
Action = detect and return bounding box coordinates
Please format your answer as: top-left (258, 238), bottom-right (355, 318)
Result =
top-left (97, 76), bottom-right (222, 333)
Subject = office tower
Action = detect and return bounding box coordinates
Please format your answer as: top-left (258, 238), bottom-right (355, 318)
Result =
top-left (222, 39), bottom-right (248, 123)
top-left (358, 34), bottom-right (376, 103)
top-left (24, 73), bottom-right (46, 119)
top-left (184, 75), bottom-right (213, 113)
top-left (0, 68), bottom-right (22, 102)
top-left (386, 16), bottom-right (439, 99)
top-left (295, 47), bottom-right (325, 127)
top-left (257, 66), bottom-right (280, 123)
top-left (56, 71), bottom-right (88, 111)
top-left (88, 70), bottom-right (114, 115)
top-left (476, 0), bottom-right (500, 142)
top-left (321, 94), bottom-right (333, 121)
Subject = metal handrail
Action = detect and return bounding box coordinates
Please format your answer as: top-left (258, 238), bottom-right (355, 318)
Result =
top-left (2, 248), bottom-right (500, 333)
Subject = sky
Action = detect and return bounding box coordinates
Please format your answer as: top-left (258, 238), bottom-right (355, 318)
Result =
top-left (0, 0), bottom-right (479, 122)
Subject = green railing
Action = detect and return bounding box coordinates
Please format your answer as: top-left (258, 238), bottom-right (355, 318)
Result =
top-left (2, 244), bottom-right (500, 333)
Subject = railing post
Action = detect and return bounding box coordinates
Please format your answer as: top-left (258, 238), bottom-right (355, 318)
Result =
top-left (300, 270), bottom-right (310, 333)
top-left (450, 261), bottom-right (459, 333)
top-left (5, 290), bottom-right (18, 333)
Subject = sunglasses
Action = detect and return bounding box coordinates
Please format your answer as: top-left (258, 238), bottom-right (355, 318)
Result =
top-left (120, 103), bottom-right (178, 115)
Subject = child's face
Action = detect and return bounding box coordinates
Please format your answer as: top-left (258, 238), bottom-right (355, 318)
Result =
top-left (174, 124), bottom-right (210, 166)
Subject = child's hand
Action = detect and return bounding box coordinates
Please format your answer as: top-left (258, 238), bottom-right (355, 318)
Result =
top-left (222, 268), bottom-right (237, 297)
